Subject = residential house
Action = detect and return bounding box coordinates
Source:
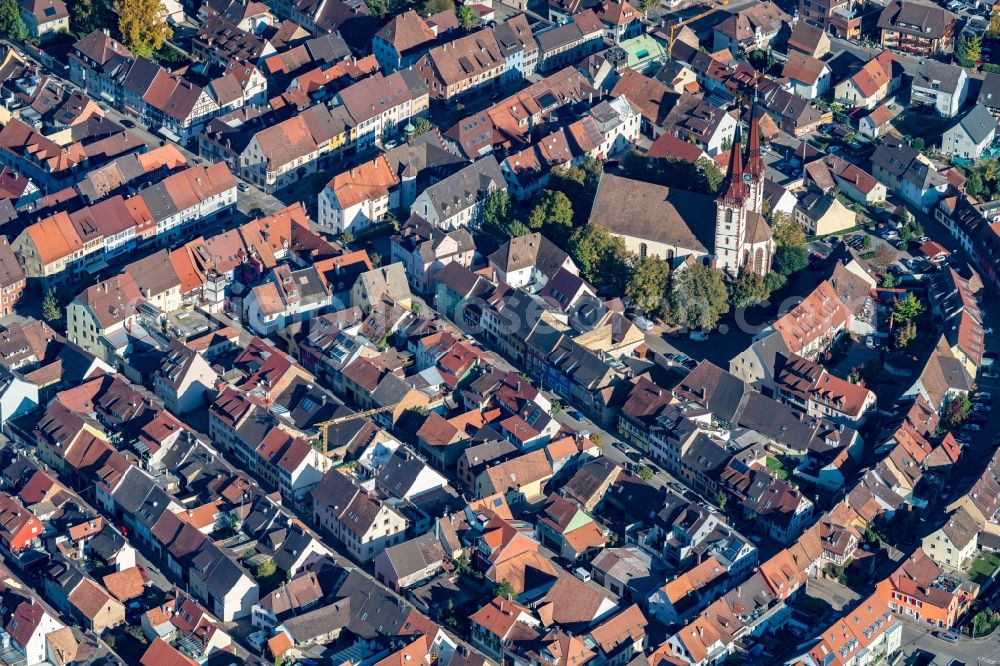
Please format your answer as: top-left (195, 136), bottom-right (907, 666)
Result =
top-left (942, 103), bottom-right (997, 158)
top-left (921, 507), bottom-right (979, 571)
top-left (786, 594), bottom-right (902, 666)
top-left (351, 263), bottom-right (412, 312)
top-left (782, 52), bottom-right (831, 99)
top-left (415, 28), bottom-right (505, 102)
top-left (317, 155), bottom-right (400, 234)
top-left (390, 216), bottom-right (476, 294)
top-left (536, 11), bottom-right (605, 72)
top-left (775, 354), bottom-right (876, 426)
top-left (911, 59), bottom-right (968, 118)
top-left (373, 532), bottom-right (446, 591)
top-left (876, 549), bottom-right (976, 628)
top-left (787, 21), bottom-right (831, 56)
top-left (871, 138), bottom-right (948, 212)
top-left (65, 273), bottom-right (144, 366)
top-left (794, 190), bottom-right (857, 236)
top-left (713, 2), bottom-right (791, 53)
top-left (833, 50), bottom-right (901, 110)
top-left (536, 493), bottom-right (606, 561)
top-left (859, 103), bottom-right (895, 139)
top-left (312, 469), bottom-right (409, 561)
top-left (153, 340), bottom-right (219, 415)
top-left (19, 0), bottom-right (69, 39)
top-left (3, 599), bottom-right (64, 665)
top-left (372, 11), bottom-right (439, 72)
top-left (878, 0), bottom-right (956, 57)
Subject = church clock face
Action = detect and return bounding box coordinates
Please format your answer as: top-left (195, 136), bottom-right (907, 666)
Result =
top-left (742, 173), bottom-right (752, 183)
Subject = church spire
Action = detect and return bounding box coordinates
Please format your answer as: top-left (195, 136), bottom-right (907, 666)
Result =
top-left (745, 85), bottom-right (764, 179)
top-left (720, 125), bottom-right (746, 205)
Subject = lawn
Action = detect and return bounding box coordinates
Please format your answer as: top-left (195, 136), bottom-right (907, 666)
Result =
top-left (766, 456), bottom-right (790, 481)
top-left (969, 552), bottom-right (1000, 585)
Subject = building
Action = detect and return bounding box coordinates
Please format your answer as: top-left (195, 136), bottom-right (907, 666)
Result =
top-left (312, 470), bottom-right (409, 561)
top-left (373, 532), bottom-right (446, 590)
top-left (19, 0), bottom-right (69, 40)
top-left (536, 10), bottom-right (605, 72)
top-left (876, 549), bottom-right (976, 629)
top-left (414, 28), bottom-right (505, 101)
top-left (66, 273), bottom-right (144, 365)
top-left (920, 507), bottom-right (979, 571)
top-left (589, 107), bottom-right (773, 277)
top-left (878, 0), bottom-right (956, 57)
top-left (410, 156), bottom-right (506, 230)
top-left (871, 138), bottom-right (948, 212)
top-left (153, 340), bottom-right (220, 414)
top-left (796, 0), bottom-right (862, 39)
top-left (782, 52), bottom-right (831, 99)
top-left (318, 155), bottom-right (400, 234)
top-left (833, 50), bottom-right (900, 110)
top-left (775, 354), bottom-right (877, 426)
top-left (0, 491), bottom-right (41, 553)
top-left (794, 190), bottom-right (857, 236)
top-left (786, 594), bottom-right (902, 666)
top-left (713, 1), bottom-right (791, 53)
top-left (911, 60), bottom-right (968, 118)
top-left (942, 104), bottom-right (997, 158)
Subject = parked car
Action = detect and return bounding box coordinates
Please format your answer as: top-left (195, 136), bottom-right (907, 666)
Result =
top-left (238, 182), bottom-right (250, 192)
top-left (937, 632), bottom-right (960, 644)
top-left (689, 330), bottom-right (709, 342)
top-left (634, 316), bottom-right (654, 331)
top-left (966, 423), bottom-right (983, 431)
top-left (866, 336), bottom-right (876, 349)
top-left (567, 409), bottom-right (585, 422)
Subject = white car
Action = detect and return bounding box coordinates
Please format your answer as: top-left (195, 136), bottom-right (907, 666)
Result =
top-left (634, 316), bottom-right (654, 331)
top-left (689, 330), bottom-right (709, 342)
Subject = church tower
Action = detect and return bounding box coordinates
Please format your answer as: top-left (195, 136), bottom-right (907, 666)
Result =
top-left (745, 103), bottom-right (765, 214)
top-left (714, 126), bottom-right (750, 275)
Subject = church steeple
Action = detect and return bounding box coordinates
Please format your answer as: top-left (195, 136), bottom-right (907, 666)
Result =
top-left (720, 125), bottom-right (747, 206)
top-left (744, 85), bottom-right (765, 214)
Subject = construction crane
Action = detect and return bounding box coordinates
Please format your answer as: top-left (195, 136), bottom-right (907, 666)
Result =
top-left (666, 0), bottom-right (729, 54)
top-left (314, 404), bottom-right (398, 453)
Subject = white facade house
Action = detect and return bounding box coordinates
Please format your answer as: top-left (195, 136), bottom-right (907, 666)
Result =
top-left (317, 156), bottom-right (400, 234)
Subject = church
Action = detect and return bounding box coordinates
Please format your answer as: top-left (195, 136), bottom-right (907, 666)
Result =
top-left (588, 107), bottom-right (775, 278)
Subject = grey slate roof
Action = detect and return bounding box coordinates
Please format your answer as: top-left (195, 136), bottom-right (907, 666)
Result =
top-left (379, 532), bottom-right (445, 580)
top-left (280, 599), bottom-right (352, 642)
top-left (913, 60), bottom-right (965, 96)
top-left (418, 155), bottom-right (506, 221)
top-left (951, 103), bottom-right (997, 145)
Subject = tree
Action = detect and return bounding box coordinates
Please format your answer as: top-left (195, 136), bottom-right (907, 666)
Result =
top-left (774, 245), bottom-right (809, 276)
top-left (69, 0), bottom-right (114, 36)
top-left (697, 157), bottom-right (723, 194)
top-left (0, 0), bottom-right (27, 41)
top-left (770, 211), bottom-right (805, 248)
top-left (421, 0), bottom-right (455, 15)
top-left (729, 272), bottom-right (770, 308)
top-left (764, 272), bottom-right (787, 294)
top-left (370, 252), bottom-right (381, 266)
top-left (990, 11), bottom-right (1000, 39)
top-left (42, 287), bottom-right (62, 322)
top-left (482, 189), bottom-right (513, 235)
top-left (944, 394), bottom-right (972, 429)
top-left (548, 158), bottom-right (602, 224)
top-left (494, 579), bottom-right (515, 599)
top-left (526, 190), bottom-right (574, 244)
top-left (910, 137), bottom-right (925, 152)
top-left (409, 117), bottom-right (434, 139)
top-left (893, 292), bottom-right (924, 323)
top-left (956, 32), bottom-right (982, 68)
top-left (973, 610), bottom-right (997, 637)
top-left (456, 4), bottom-right (478, 29)
top-left (869, 242), bottom-right (897, 272)
top-left (256, 558), bottom-right (277, 580)
top-left (882, 272), bottom-right (899, 288)
top-left (967, 172), bottom-right (985, 198)
top-left (589, 433), bottom-right (602, 446)
top-left (116, 0), bottom-right (172, 56)
top-left (625, 257), bottom-right (670, 315)
top-left (635, 464), bottom-right (653, 481)
top-left (671, 264), bottom-right (730, 331)
top-left (569, 225), bottom-right (632, 294)
top-left (895, 320), bottom-right (917, 349)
